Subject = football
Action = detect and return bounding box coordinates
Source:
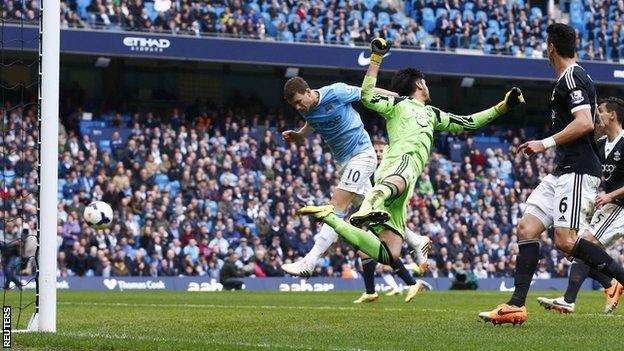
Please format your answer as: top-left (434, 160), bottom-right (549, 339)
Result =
top-left (83, 201), bottom-right (114, 229)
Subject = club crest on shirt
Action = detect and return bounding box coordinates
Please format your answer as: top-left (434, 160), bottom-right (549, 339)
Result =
top-left (615, 151), bottom-right (620, 161)
top-left (324, 103), bottom-right (334, 112)
top-left (570, 90), bottom-right (584, 105)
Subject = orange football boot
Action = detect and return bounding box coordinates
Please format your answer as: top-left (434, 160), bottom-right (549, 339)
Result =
top-left (478, 304), bottom-right (527, 325)
top-left (605, 281), bottom-right (624, 314)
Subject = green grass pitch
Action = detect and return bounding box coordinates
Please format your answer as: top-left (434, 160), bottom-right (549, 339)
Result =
top-left (6, 290), bottom-right (624, 350)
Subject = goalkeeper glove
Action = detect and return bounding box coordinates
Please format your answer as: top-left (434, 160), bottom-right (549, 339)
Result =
top-left (495, 87), bottom-right (525, 114)
top-left (370, 38), bottom-right (391, 65)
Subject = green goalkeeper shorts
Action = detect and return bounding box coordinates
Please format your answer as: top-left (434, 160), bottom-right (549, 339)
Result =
top-left (371, 154), bottom-right (421, 239)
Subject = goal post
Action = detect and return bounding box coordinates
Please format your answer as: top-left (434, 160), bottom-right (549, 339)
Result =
top-left (34, 0), bottom-right (60, 333)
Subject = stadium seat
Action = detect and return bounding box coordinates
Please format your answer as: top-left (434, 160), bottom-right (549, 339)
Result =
top-left (214, 6), bottom-right (225, 17)
top-left (449, 9), bottom-right (459, 19)
top-left (155, 174), bottom-right (170, 189)
top-left (77, 0), bottom-right (90, 19)
top-left (475, 10), bottom-right (487, 21)
top-left (487, 20), bottom-right (500, 31)
top-left (462, 9), bottom-right (474, 21)
top-left (208, 201), bottom-right (218, 215)
top-left (168, 181), bottom-right (180, 196)
top-left (570, 11), bottom-right (583, 31)
top-left (363, 11), bottom-right (376, 24)
top-left (483, 44), bottom-right (493, 54)
top-left (569, 2), bottom-right (582, 13)
top-left (248, 3), bottom-right (261, 13)
top-left (364, 0), bottom-right (377, 10)
top-left (265, 21), bottom-right (277, 37)
top-left (378, 12), bottom-right (391, 25)
top-left (525, 46), bottom-right (534, 56)
top-left (422, 8), bottom-right (435, 32)
top-left (485, 27), bottom-right (498, 38)
top-left (98, 140), bottom-right (112, 155)
top-left (350, 10), bottom-right (362, 22)
top-left (435, 8), bottom-right (447, 18)
top-left (144, 2), bottom-right (157, 22)
top-left (444, 36), bottom-right (452, 47)
top-left (464, 2), bottom-right (474, 11)
top-left (280, 31), bottom-right (295, 42)
top-left (531, 7), bottom-right (542, 17)
top-left (2, 169), bottom-right (15, 186)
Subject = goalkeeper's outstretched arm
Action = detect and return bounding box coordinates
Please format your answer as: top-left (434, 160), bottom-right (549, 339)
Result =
top-left (433, 87), bottom-right (525, 132)
top-left (360, 38), bottom-right (397, 117)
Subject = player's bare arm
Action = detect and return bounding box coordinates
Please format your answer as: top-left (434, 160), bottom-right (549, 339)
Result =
top-left (282, 122), bottom-right (314, 144)
top-left (520, 108), bottom-right (594, 156)
top-left (595, 188), bottom-right (624, 209)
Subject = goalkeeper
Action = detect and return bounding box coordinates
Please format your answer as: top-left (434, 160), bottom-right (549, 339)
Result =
top-left (300, 38), bottom-right (525, 276)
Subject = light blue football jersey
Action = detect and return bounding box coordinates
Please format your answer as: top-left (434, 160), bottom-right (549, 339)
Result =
top-left (300, 82), bottom-right (372, 163)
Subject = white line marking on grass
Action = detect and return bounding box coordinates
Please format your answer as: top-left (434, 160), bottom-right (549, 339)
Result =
top-left (55, 330), bottom-right (376, 351)
top-left (58, 301), bottom-right (452, 314)
top-left (58, 301), bottom-right (624, 320)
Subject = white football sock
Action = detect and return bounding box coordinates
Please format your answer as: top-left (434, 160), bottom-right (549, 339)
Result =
top-left (382, 273), bottom-right (400, 291)
top-left (306, 224), bottom-right (338, 263)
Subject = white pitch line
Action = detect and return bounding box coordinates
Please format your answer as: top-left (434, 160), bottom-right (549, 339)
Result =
top-left (57, 301), bottom-right (452, 314)
top-left (57, 301), bottom-right (624, 318)
top-left (55, 330), bottom-right (378, 351)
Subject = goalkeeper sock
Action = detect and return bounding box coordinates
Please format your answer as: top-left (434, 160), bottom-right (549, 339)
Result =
top-left (382, 272), bottom-right (400, 291)
top-left (507, 240), bottom-right (540, 307)
top-left (564, 260), bottom-right (590, 304)
top-left (360, 181), bottom-right (400, 211)
top-left (571, 238), bottom-right (624, 285)
top-left (323, 213), bottom-right (393, 265)
top-left (392, 259), bottom-right (416, 286)
top-left (362, 258), bottom-right (376, 294)
top-left (589, 267), bottom-right (614, 289)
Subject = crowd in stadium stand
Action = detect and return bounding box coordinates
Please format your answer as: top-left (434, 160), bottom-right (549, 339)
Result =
top-left (2, 0), bottom-right (624, 61)
top-left (5, 97), bottom-right (624, 285)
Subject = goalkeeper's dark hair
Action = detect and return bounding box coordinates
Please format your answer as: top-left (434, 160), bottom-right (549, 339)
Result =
top-left (546, 23), bottom-right (576, 58)
top-left (284, 77), bottom-right (310, 101)
top-left (391, 68), bottom-right (425, 97)
top-left (599, 97), bottom-right (624, 124)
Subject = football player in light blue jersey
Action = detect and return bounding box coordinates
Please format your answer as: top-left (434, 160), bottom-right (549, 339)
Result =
top-left (289, 81), bottom-right (372, 164)
top-left (280, 77), bottom-right (430, 286)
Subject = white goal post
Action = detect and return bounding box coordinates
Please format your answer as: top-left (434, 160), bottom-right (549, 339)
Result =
top-left (28, 0), bottom-right (60, 333)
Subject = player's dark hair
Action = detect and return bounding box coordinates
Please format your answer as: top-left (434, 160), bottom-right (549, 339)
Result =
top-left (391, 67), bottom-right (425, 96)
top-left (283, 77), bottom-right (310, 101)
top-left (546, 23), bottom-right (576, 58)
top-left (599, 97), bottom-right (624, 124)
